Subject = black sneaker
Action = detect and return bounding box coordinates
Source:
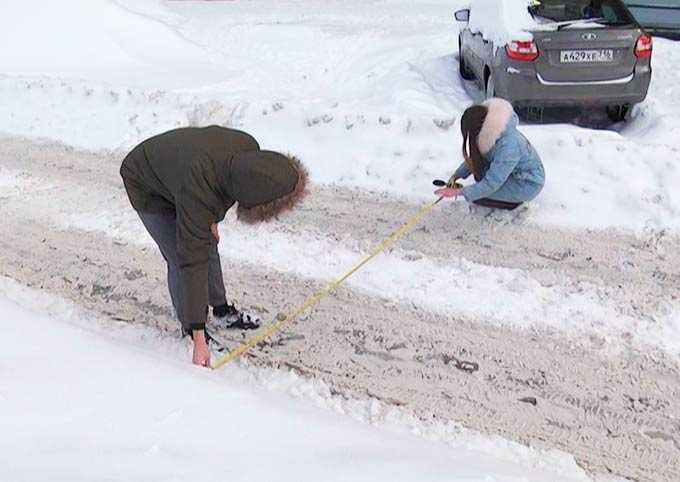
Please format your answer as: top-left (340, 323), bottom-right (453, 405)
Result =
top-left (212, 302), bottom-right (261, 330)
top-left (213, 302), bottom-right (239, 321)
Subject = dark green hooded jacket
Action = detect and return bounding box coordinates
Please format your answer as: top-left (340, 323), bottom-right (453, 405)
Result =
top-left (120, 126), bottom-right (302, 331)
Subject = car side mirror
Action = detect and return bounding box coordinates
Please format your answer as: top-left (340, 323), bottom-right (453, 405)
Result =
top-left (455, 9), bottom-right (470, 22)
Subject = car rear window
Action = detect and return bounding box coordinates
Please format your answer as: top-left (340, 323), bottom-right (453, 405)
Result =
top-left (529, 0), bottom-right (635, 24)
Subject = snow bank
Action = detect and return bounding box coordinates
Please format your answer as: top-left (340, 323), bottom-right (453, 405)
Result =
top-left (0, 278), bottom-right (593, 482)
top-left (0, 0), bottom-right (221, 87)
top-left (467, 0), bottom-right (536, 45)
top-left (0, 0), bottom-right (679, 233)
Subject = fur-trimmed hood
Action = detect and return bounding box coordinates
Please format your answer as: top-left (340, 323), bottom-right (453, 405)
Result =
top-left (455, 99), bottom-right (545, 204)
top-left (230, 152), bottom-right (309, 224)
top-left (477, 98), bottom-right (517, 155)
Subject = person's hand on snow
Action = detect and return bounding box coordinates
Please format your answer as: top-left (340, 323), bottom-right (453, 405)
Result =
top-left (192, 330), bottom-right (211, 367)
top-left (210, 223), bottom-right (220, 243)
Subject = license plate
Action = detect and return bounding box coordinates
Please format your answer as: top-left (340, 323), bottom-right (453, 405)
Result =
top-left (560, 49), bottom-right (614, 63)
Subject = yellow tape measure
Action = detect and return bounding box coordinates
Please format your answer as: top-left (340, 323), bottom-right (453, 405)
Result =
top-left (212, 197), bottom-right (443, 370)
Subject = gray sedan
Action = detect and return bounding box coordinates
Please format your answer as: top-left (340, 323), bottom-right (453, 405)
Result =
top-left (456, 0), bottom-right (653, 122)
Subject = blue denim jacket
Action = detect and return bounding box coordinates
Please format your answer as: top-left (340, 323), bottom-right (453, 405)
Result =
top-left (454, 113), bottom-right (545, 204)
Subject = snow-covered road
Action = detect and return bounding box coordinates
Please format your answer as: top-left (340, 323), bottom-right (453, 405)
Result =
top-left (1, 136), bottom-right (678, 481)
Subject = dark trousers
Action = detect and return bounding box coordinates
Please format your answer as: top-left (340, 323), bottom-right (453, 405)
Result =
top-left (473, 198), bottom-right (522, 210)
top-left (137, 210), bottom-right (227, 324)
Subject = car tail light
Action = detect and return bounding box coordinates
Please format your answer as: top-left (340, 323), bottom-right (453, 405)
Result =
top-left (635, 34), bottom-right (653, 59)
top-left (506, 40), bottom-right (539, 61)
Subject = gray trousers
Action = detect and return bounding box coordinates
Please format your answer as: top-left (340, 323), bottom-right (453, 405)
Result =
top-left (137, 210), bottom-right (227, 325)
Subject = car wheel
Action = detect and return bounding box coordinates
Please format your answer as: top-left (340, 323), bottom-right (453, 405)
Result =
top-left (459, 39), bottom-right (474, 80)
top-left (606, 104), bottom-right (631, 123)
top-left (485, 72), bottom-right (496, 99)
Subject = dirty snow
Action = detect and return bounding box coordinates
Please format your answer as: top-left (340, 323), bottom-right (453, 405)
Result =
top-left (57, 202), bottom-right (680, 359)
top-left (0, 277), bottom-right (596, 482)
top-left (0, 0), bottom-right (679, 232)
top-left (0, 1), bottom-right (679, 480)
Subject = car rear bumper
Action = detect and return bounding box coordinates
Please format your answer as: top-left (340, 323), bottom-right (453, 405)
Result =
top-left (495, 64), bottom-right (652, 107)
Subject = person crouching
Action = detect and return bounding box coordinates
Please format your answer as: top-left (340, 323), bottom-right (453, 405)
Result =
top-left (437, 98), bottom-right (545, 210)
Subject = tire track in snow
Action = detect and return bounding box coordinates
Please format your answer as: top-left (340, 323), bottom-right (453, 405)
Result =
top-left (2, 135), bottom-right (678, 359)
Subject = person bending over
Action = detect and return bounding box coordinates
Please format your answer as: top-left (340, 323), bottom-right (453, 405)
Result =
top-left (120, 126), bottom-right (308, 366)
top-left (437, 98), bottom-right (545, 210)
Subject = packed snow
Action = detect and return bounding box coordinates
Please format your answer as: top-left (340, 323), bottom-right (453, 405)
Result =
top-left (466, 0), bottom-right (536, 45)
top-left (0, 0), bottom-right (679, 232)
top-left (0, 1), bottom-right (679, 480)
top-left (0, 277), bottom-right (596, 482)
top-left (3, 152), bottom-right (675, 359)
top-left (0, 0), bottom-right (678, 364)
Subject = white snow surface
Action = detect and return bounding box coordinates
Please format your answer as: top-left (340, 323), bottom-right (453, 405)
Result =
top-left (0, 3), bottom-right (675, 478)
top-left (0, 277), bottom-right (595, 482)
top-left (0, 0), bottom-right (221, 87)
top-left (466, 0), bottom-right (536, 44)
top-left (0, 0), bottom-right (679, 232)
